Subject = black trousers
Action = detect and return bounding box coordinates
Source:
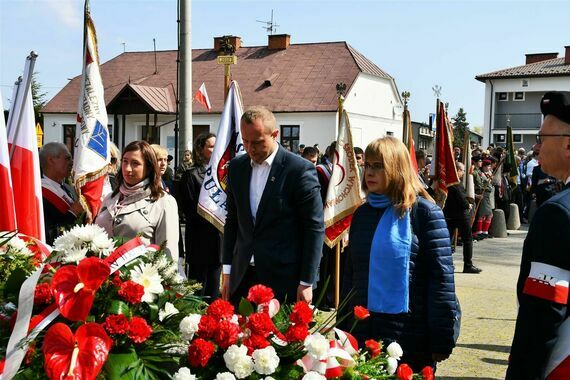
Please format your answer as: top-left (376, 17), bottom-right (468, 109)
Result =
top-left (188, 262), bottom-right (221, 302)
top-left (446, 213), bottom-right (474, 267)
top-left (230, 266), bottom-right (258, 307)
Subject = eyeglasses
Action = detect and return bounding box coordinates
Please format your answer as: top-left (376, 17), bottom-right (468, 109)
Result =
top-left (364, 162), bottom-right (385, 172)
top-left (535, 134), bottom-right (570, 144)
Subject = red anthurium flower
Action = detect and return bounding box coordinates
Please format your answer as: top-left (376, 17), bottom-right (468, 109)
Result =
top-left (421, 366), bottom-right (434, 380)
top-left (354, 305), bottom-right (370, 320)
top-left (43, 322), bottom-right (112, 380)
top-left (51, 257), bottom-right (111, 321)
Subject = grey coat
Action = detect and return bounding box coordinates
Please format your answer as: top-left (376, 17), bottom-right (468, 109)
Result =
top-left (95, 189), bottom-right (179, 259)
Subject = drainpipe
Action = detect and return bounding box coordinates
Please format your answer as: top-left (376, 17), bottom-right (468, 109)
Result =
top-left (488, 80), bottom-right (494, 146)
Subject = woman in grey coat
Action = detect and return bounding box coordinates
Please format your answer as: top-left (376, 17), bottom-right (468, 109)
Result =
top-left (95, 140), bottom-right (179, 260)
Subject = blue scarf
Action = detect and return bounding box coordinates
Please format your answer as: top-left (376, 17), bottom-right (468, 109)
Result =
top-left (367, 193), bottom-right (412, 314)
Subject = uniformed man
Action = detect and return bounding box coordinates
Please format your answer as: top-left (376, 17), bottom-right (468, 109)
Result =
top-left (506, 91), bottom-right (570, 379)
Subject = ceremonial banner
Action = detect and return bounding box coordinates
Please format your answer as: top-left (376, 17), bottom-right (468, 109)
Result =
top-left (194, 82), bottom-right (212, 112)
top-left (7, 55), bottom-right (45, 241)
top-left (505, 125), bottom-right (519, 186)
top-left (323, 109), bottom-right (363, 248)
top-left (0, 92), bottom-right (17, 231)
top-left (197, 81), bottom-right (245, 232)
top-left (463, 129), bottom-right (475, 201)
top-left (403, 108), bottom-right (418, 173)
top-left (434, 101), bottom-right (459, 207)
top-left (73, 7), bottom-right (110, 220)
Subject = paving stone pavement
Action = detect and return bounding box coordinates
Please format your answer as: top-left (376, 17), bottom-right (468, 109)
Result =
top-left (437, 227), bottom-right (528, 379)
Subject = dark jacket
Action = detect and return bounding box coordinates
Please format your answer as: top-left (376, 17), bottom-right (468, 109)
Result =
top-left (531, 165), bottom-right (558, 207)
top-left (179, 164), bottom-right (221, 266)
top-left (443, 184), bottom-right (470, 220)
top-left (222, 146), bottom-right (325, 302)
top-left (341, 197), bottom-right (458, 356)
top-left (506, 183), bottom-right (570, 379)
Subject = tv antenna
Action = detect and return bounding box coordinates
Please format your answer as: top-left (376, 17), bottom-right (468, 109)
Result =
top-left (257, 9), bottom-right (279, 35)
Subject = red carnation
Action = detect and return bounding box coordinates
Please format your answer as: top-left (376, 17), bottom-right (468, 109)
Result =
top-left (396, 364), bottom-right (414, 380)
top-left (214, 320), bottom-right (240, 349)
top-left (247, 312), bottom-right (275, 337)
top-left (247, 284), bottom-right (274, 305)
top-left (285, 323), bottom-right (309, 342)
top-left (188, 338), bottom-right (215, 368)
top-left (128, 317), bottom-right (152, 343)
top-left (290, 301), bottom-right (313, 325)
top-left (34, 283), bottom-right (52, 305)
top-left (365, 339), bottom-right (381, 358)
top-left (354, 305), bottom-right (370, 320)
top-left (118, 280), bottom-right (144, 304)
top-left (206, 299), bottom-right (234, 320)
top-left (198, 315), bottom-right (219, 340)
top-left (104, 314), bottom-right (130, 335)
top-left (243, 333), bottom-right (270, 355)
top-left (421, 366), bottom-right (434, 380)
top-left (111, 273), bottom-right (123, 287)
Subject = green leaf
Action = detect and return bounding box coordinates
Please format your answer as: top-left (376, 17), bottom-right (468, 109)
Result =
top-left (107, 300), bottom-right (131, 317)
top-left (4, 268), bottom-right (29, 298)
top-left (239, 297), bottom-right (254, 316)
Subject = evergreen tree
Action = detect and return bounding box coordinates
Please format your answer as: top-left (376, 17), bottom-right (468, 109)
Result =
top-left (31, 72), bottom-right (47, 125)
top-left (452, 107), bottom-right (469, 149)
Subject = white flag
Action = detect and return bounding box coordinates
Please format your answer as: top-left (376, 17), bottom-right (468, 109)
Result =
top-left (323, 109), bottom-right (364, 247)
top-left (73, 10), bottom-right (110, 220)
top-left (197, 81), bottom-right (245, 232)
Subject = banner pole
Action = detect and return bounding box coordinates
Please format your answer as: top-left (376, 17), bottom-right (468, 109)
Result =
top-left (334, 242), bottom-right (341, 309)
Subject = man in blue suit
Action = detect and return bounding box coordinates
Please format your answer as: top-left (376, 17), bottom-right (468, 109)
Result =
top-left (221, 106), bottom-right (325, 304)
top-left (507, 91), bottom-right (570, 379)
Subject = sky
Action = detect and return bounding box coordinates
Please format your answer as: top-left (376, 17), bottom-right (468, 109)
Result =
top-left (1, 0), bottom-right (569, 129)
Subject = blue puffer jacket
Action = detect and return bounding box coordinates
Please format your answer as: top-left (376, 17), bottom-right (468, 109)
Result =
top-left (341, 197), bottom-right (457, 356)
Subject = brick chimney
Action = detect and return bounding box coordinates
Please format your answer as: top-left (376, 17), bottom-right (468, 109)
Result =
top-left (268, 34), bottom-right (291, 50)
top-left (565, 46), bottom-right (570, 65)
top-left (214, 36), bottom-right (241, 52)
top-left (525, 52), bottom-right (558, 65)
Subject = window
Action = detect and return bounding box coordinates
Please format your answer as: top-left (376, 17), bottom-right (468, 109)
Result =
top-left (280, 125), bottom-right (300, 152)
top-left (494, 134), bottom-right (506, 143)
top-left (141, 125), bottom-right (160, 144)
top-left (418, 139), bottom-right (428, 150)
top-left (193, 125), bottom-right (209, 140)
top-left (513, 92), bottom-right (525, 101)
top-left (497, 92), bottom-right (508, 101)
top-left (513, 134), bottom-right (522, 143)
top-left (521, 79), bottom-right (529, 87)
top-left (386, 131), bottom-right (394, 136)
top-left (62, 124), bottom-right (76, 156)
top-left (108, 124), bottom-right (113, 142)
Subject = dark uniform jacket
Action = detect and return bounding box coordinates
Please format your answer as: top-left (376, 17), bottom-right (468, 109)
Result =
top-left (222, 146), bottom-right (325, 302)
top-left (506, 182), bottom-right (570, 379)
top-left (443, 184), bottom-right (470, 220)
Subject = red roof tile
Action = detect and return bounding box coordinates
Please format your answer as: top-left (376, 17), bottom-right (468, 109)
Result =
top-left (475, 57), bottom-right (570, 82)
top-left (42, 41), bottom-right (393, 114)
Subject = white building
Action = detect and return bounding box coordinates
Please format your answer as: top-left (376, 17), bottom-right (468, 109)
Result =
top-left (476, 46), bottom-right (570, 150)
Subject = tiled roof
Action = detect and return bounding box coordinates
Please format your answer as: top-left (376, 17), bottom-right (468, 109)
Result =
top-left (475, 57), bottom-right (570, 82)
top-left (42, 42), bottom-right (393, 114)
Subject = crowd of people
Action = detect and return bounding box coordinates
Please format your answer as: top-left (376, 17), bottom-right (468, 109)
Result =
top-left (36, 92), bottom-right (570, 377)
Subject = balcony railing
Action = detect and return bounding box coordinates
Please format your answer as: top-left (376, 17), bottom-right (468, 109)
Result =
top-left (494, 113), bottom-right (542, 130)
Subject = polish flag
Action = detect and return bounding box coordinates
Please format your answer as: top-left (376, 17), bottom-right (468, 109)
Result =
top-left (0, 92), bottom-right (17, 231)
top-left (523, 261), bottom-right (569, 304)
top-left (6, 55), bottom-right (45, 241)
top-left (194, 82), bottom-right (212, 112)
top-left (73, 9), bottom-right (110, 221)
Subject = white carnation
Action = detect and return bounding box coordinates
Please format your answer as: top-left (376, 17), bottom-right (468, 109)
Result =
top-left (223, 344), bottom-right (249, 372)
top-left (216, 373), bottom-right (236, 380)
top-left (159, 302), bottom-right (179, 321)
top-left (173, 367), bottom-right (196, 380)
top-left (304, 333), bottom-right (329, 360)
top-left (263, 377), bottom-right (276, 380)
top-left (387, 357), bottom-right (398, 374)
top-left (386, 342), bottom-right (403, 360)
top-left (252, 346), bottom-right (279, 375)
top-left (232, 355), bottom-right (254, 379)
top-left (302, 372), bottom-right (327, 380)
top-left (179, 314), bottom-right (201, 341)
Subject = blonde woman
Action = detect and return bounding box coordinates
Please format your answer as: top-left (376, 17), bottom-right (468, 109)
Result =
top-left (341, 137), bottom-right (458, 372)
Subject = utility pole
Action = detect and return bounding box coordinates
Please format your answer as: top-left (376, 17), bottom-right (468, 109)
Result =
top-left (178, 0), bottom-right (192, 169)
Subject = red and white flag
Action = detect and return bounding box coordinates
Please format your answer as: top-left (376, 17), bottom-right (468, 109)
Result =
top-left (73, 9), bottom-right (110, 221)
top-left (0, 92), bottom-right (17, 231)
top-left (6, 55), bottom-right (45, 241)
top-left (197, 81), bottom-right (244, 232)
top-left (434, 101), bottom-right (459, 207)
top-left (323, 109), bottom-right (364, 247)
top-left (194, 82), bottom-right (212, 112)
top-left (523, 261), bottom-right (569, 305)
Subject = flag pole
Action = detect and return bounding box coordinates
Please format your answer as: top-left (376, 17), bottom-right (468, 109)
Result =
top-left (334, 82), bottom-right (346, 310)
top-left (9, 52), bottom-right (38, 161)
